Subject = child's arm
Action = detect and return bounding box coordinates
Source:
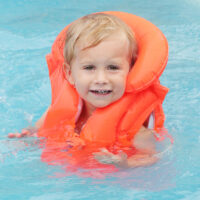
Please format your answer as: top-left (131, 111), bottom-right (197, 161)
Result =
top-left (125, 126), bottom-right (158, 168)
top-left (34, 106), bottom-right (49, 129)
top-left (8, 106), bottom-right (50, 138)
top-left (93, 126), bottom-right (158, 168)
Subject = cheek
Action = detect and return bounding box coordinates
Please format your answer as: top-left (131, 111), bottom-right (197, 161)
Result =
top-left (116, 73), bottom-right (128, 88)
top-left (119, 74), bottom-right (128, 93)
top-left (74, 84), bottom-right (87, 99)
top-left (73, 77), bottom-right (89, 95)
top-left (71, 71), bottom-right (84, 86)
top-left (113, 76), bottom-right (127, 96)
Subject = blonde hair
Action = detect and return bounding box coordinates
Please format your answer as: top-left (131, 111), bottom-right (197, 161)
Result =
top-left (64, 13), bottom-right (137, 66)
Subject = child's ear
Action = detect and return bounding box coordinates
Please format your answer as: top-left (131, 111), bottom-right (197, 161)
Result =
top-left (63, 63), bottom-right (75, 85)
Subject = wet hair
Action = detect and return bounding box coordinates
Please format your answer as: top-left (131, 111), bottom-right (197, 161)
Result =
top-left (63, 13), bottom-right (138, 66)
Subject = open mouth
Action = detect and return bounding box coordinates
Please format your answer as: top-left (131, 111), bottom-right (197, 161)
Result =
top-left (89, 89), bottom-right (112, 95)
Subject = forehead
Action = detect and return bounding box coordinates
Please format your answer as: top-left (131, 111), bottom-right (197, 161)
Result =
top-left (73, 32), bottom-right (130, 62)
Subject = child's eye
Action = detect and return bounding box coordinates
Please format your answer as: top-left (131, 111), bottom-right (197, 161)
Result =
top-left (83, 65), bottom-right (95, 70)
top-left (107, 65), bottom-right (120, 70)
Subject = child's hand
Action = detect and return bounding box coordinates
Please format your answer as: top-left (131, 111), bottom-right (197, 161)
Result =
top-left (93, 148), bottom-right (158, 168)
top-left (8, 128), bottom-right (37, 138)
top-left (93, 148), bottom-right (128, 167)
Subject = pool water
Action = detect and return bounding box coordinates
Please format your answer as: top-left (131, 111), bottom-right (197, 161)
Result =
top-left (0, 0), bottom-right (200, 199)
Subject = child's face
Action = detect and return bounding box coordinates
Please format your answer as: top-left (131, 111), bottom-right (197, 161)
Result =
top-left (66, 32), bottom-right (131, 112)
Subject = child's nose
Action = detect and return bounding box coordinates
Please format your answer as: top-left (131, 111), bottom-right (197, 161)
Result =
top-left (94, 69), bottom-right (108, 84)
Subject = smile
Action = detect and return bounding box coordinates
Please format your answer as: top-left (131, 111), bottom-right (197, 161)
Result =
top-left (89, 89), bottom-right (112, 95)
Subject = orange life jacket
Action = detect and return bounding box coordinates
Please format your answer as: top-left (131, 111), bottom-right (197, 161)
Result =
top-left (38, 11), bottom-right (169, 160)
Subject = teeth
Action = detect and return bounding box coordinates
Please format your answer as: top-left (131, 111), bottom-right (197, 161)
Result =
top-left (90, 90), bottom-right (111, 94)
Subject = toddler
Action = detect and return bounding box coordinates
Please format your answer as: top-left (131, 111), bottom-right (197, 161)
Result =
top-left (9, 13), bottom-right (162, 168)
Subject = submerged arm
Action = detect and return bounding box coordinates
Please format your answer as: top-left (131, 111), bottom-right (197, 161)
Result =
top-left (126, 126), bottom-right (158, 168)
top-left (94, 126), bottom-right (158, 168)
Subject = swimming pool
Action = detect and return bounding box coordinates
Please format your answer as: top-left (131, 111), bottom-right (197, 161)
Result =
top-left (0, 0), bottom-right (200, 199)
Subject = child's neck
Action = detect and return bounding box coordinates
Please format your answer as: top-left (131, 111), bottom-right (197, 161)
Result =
top-left (84, 101), bottom-right (96, 117)
top-left (75, 101), bottom-right (96, 134)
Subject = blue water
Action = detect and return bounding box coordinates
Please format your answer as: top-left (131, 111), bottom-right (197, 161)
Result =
top-left (0, 0), bottom-right (200, 199)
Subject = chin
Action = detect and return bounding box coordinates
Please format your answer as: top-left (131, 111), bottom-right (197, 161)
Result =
top-left (93, 100), bottom-right (117, 108)
top-left (94, 104), bottom-right (109, 109)
top-left (91, 102), bottom-right (110, 108)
